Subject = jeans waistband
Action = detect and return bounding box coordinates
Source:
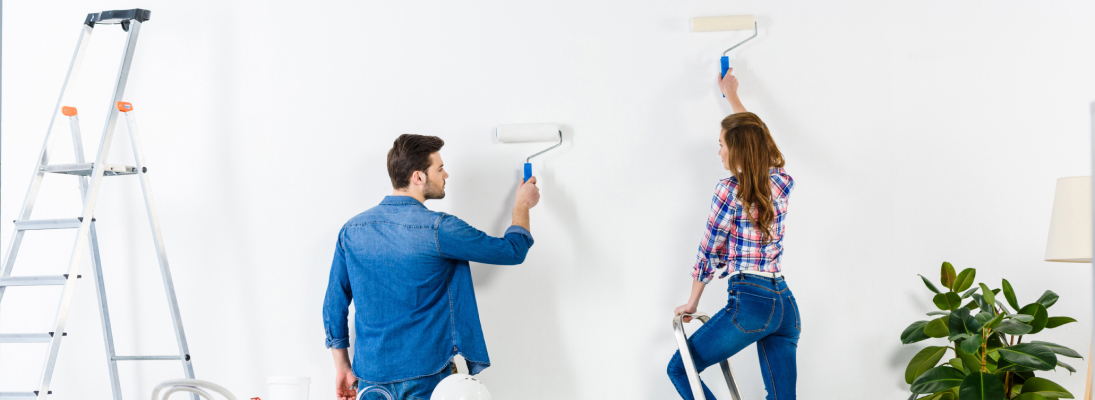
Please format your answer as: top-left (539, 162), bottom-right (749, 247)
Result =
top-left (730, 273), bottom-right (789, 291)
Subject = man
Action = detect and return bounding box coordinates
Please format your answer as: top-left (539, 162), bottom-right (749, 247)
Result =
top-left (323, 134), bottom-right (540, 400)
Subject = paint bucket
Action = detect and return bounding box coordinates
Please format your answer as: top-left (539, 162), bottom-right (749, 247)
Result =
top-left (267, 377), bottom-right (310, 400)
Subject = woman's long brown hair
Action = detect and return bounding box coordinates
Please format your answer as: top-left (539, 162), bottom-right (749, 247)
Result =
top-left (721, 112), bottom-right (784, 243)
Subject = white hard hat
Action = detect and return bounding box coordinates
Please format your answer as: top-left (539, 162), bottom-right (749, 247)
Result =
top-left (430, 374), bottom-right (491, 400)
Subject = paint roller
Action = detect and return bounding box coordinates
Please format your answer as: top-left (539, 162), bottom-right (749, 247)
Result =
top-left (495, 123), bottom-right (562, 182)
top-left (690, 15), bottom-right (758, 80)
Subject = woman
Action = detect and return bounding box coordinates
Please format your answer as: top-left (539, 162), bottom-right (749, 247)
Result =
top-left (667, 68), bottom-right (799, 400)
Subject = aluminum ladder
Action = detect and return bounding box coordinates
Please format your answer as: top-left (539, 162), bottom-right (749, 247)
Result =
top-left (0, 9), bottom-right (197, 400)
top-left (673, 312), bottom-right (744, 400)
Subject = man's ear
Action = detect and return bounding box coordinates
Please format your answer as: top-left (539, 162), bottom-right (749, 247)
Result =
top-left (410, 170), bottom-right (424, 186)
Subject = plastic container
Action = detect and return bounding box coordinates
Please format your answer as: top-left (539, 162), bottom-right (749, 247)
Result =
top-left (267, 377), bottom-right (310, 400)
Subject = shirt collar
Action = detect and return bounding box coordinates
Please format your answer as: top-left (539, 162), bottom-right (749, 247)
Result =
top-left (380, 195), bottom-right (427, 208)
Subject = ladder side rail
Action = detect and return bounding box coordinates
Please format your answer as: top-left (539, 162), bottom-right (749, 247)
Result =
top-left (123, 109), bottom-right (197, 383)
top-left (67, 114), bottom-right (123, 400)
top-left (35, 21), bottom-right (143, 400)
top-left (673, 313), bottom-right (709, 400)
top-left (672, 313), bottom-right (744, 400)
top-left (0, 24), bottom-right (94, 304)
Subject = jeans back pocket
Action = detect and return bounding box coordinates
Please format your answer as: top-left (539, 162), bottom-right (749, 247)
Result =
top-left (732, 291), bottom-right (777, 333)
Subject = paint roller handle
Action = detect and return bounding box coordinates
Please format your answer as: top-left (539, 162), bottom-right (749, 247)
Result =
top-left (720, 57), bottom-right (730, 97)
top-left (523, 163), bottom-right (533, 182)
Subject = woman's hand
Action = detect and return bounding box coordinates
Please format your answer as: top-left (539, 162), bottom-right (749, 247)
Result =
top-left (718, 68), bottom-right (747, 113)
top-left (717, 68), bottom-right (739, 98)
top-left (675, 302), bottom-right (698, 323)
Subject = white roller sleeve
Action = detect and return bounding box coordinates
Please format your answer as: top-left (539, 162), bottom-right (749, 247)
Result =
top-left (690, 15), bottom-right (755, 32)
top-left (495, 123), bottom-right (561, 143)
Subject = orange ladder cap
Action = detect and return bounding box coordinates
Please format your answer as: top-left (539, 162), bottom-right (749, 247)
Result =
top-left (116, 101), bottom-right (133, 112)
top-left (61, 106), bottom-right (78, 117)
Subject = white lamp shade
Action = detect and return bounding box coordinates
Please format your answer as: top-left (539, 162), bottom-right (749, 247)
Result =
top-left (1045, 176), bottom-right (1092, 263)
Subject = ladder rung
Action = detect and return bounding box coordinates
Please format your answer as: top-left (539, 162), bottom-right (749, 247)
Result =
top-left (0, 275), bottom-right (80, 287)
top-left (112, 355), bottom-right (185, 361)
top-left (0, 332), bottom-right (66, 343)
top-left (0, 391), bottom-right (51, 399)
top-left (41, 163), bottom-right (138, 176)
top-left (13, 218), bottom-right (86, 230)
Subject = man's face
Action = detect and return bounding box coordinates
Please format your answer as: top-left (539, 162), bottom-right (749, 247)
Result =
top-left (422, 152), bottom-right (448, 200)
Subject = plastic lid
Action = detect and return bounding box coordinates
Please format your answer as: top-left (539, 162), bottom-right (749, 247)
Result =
top-left (267, 377), bottom-right (311, 385)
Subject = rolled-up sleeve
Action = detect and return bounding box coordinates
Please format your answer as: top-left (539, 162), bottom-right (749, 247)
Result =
top-left (438, 215), bottom-right (534, 265)
top-left (322, 232), bottom-right (351, 349)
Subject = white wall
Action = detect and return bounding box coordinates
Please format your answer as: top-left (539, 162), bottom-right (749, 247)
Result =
top-left (3, 1), bottom-right (1094, 399)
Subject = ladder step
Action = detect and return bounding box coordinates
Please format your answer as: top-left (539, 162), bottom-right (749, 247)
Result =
top-left (0, 391), bottom-right (52, 399)
top-left (13, 218), bottom-right (91, 230)
top-left (41, 163), bottom-right (138, 176)
top-left (112, 355), bottom-right (185, 361)
top-left (0, 274), bottom-right (80, 287)
top-left (0, 332), bottom-right (66, 343)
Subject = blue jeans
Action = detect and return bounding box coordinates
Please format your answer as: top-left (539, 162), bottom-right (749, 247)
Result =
top-left (358, 363), bottom-right (455, 400)
top-left (667, 274), bottom-right (801, 400)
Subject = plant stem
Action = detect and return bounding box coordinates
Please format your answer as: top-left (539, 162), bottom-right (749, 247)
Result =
top-left (1004, 372), bottom-right (1012, 398)
top-left (981, 328), bottom-right (988, 372)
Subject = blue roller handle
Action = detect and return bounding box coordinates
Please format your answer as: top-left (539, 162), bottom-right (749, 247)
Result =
top-left (523, 163), bottom-right (532, 182)
top-left (720, 56), bottom-right (730, 98)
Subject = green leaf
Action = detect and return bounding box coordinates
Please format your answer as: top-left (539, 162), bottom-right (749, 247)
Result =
top-left (1006, 314), bottom-right (1035, 323)
top-left (935, 292), bottom-right (963, 311)
top-left (910, 366), bottom-right (966, 394)
top-left (959, 335), bottom-right (984, 355)
top-left (1019, 303), bottom-right (1050, 334)
top-left (1057, 359), bottom-right (1076, 373)
top-left (903, 320), bottom-right (932, 344)
top-left (961, 286), bottom-right (980, 299)
top-left (1013, 394), bottom-right (1048, 400)
top-left (925, 317), bottom-right (950, 338)
top-left (1020, 377), bottom-right (1074, 399)
top-left (985, 313), bottom-right (1004, 329)
top-left (956, 346), bottom-right (982, 374)
top-left (974, 311), bottom-right (993, 326)
top-left (906, 346), bottom-right (949, 384)
top-left (949, 309), bottom-right (974, 340)
top-left (1035, 291), bottom-right (1059, 309)
top-left (994, 320), bottom-right (1034, 335)
top-left (997, 357), bottom-right (1036, 372)
top-left (970, 294), bottom-right (993, 314)
top-left (1045, 317), bottom-right (1077, 329)
top-left (1002, 279), bottom-right (1020, 311)
top-left (953, 268), bottom-right (977, 292)
top-left (998, 344), bottom-right (1057, 371)
top-left (978, 283), bottom-right (995, 309)
top-left (928, 311), bottom-right (952, 317)
top-left (958, 372), bottom-right (1004, 400)
top-left (919, 274), bottom-right (941, 294)
top-left (942, 262), bottom-right (957, 290)
top-left (964, 313), bottom-right (983, 334)
top-left (1029, 341), bottom-right (1083, 359)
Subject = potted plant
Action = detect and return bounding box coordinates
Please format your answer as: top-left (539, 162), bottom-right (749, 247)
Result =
top-left (900, 262), bottom-right (1082, 400)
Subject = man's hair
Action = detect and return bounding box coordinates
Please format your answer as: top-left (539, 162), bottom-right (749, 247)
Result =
top-left (387, 134), bottom-right (445, 189)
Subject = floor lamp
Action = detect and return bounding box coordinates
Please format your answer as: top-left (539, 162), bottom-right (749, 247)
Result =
top-left (1045, 175), bottom-right (1092, 399)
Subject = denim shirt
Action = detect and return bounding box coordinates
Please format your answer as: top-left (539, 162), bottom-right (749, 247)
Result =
top-left (323, 196), bottom-right (534, 384)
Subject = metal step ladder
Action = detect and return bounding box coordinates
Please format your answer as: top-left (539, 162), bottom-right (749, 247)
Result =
top-left (0, 9), bottom-right (197, 400)
top-left (673, 312), bottom-right (744, 400)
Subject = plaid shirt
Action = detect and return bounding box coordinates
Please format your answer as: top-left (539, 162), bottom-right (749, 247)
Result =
top-left (693, 168), bottom-right (794, 283)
